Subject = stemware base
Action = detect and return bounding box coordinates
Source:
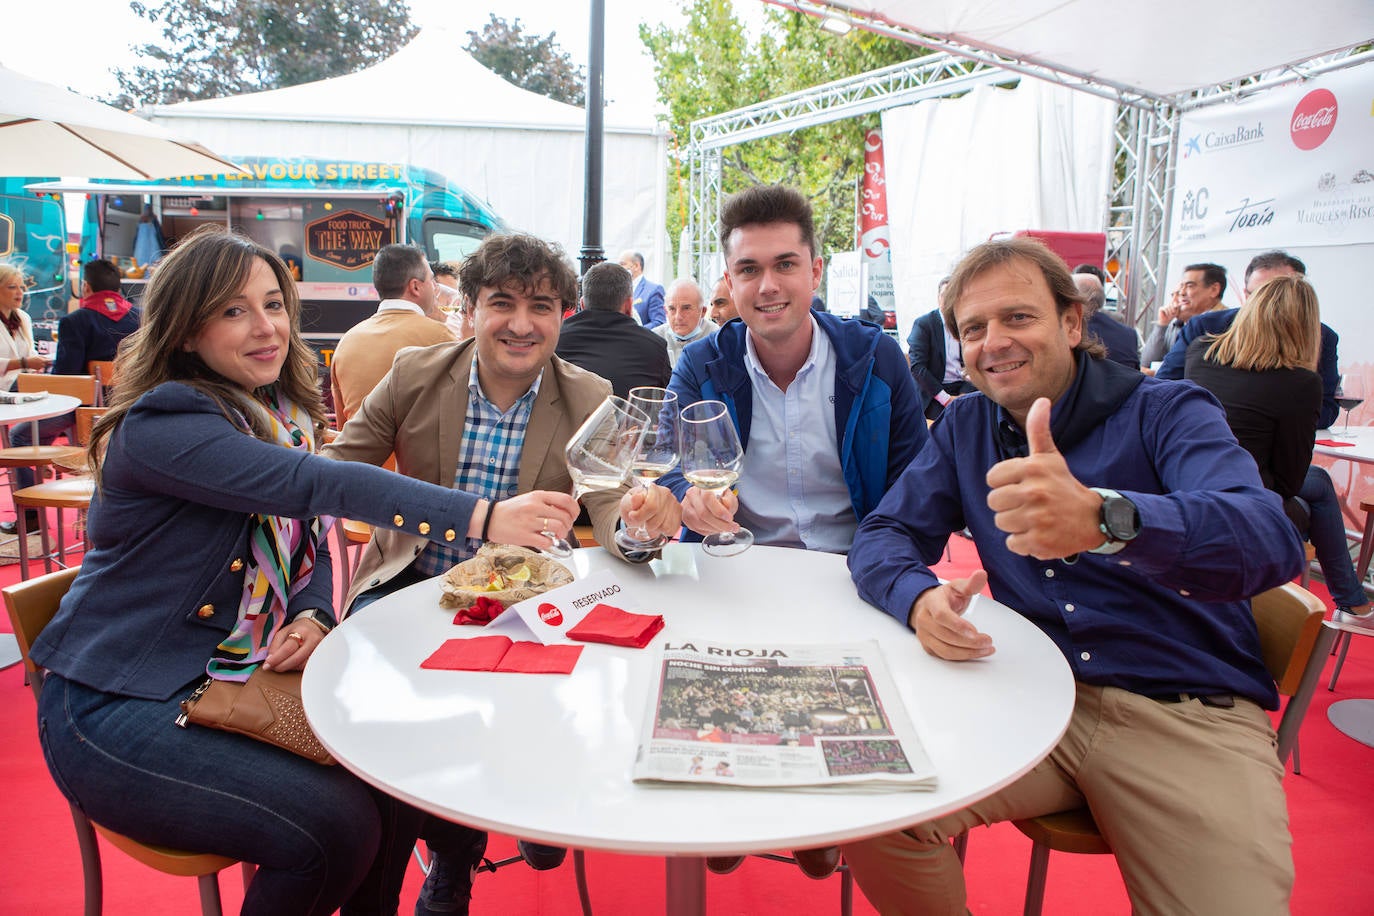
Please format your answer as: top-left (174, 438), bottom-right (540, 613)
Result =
top-left (702, 529), bottom-right (753, 557)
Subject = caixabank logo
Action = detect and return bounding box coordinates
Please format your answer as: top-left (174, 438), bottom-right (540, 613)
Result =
top-left (1182, 121), bottom-right (1264, 158)
top-left (1291, 89), bottom-right (1338, 151)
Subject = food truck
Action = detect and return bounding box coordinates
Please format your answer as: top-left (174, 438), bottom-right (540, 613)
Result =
top-left (0, 176), bottom-right (69, 324)
top-left (31, 157), bottom-right (505, 360)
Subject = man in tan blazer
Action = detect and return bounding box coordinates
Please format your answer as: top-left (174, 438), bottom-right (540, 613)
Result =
top-left (324, 233), bottom-right (682, 914)
top-left (328, 244), bottom-right (454, 424)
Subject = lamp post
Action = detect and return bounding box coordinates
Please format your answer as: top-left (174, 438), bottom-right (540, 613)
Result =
top-left (578, 0), bottom-right (606, 277)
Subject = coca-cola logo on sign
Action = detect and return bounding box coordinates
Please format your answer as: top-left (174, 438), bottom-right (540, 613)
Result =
top-left (1290, 89), bottom-right (1337, 150)
top-left (537, 602), bottom-right (563, 626)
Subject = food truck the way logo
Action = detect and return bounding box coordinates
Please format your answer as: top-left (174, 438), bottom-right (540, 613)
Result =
top-left (305, 210), bottom-right (392, 270)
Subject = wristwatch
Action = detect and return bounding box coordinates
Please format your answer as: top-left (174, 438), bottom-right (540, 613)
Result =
top-left (292, 608), bottom-right (335, 635)
top-left (1087, 488), bottom-right (1140, 555)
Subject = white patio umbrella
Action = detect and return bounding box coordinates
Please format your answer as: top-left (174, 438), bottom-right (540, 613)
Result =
top-left (0, 64), bottom-right (241, 179)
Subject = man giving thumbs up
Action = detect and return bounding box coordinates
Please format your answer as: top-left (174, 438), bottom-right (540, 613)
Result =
top-left (840, 236), bottom-right (1305, 916)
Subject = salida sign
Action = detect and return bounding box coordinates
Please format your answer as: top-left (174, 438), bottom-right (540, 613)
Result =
top-left (305, 210), bottom-right (393, 270)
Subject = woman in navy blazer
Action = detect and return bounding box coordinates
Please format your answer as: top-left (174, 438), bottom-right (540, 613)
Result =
top-left (30, 227), bottom-right (579, 915)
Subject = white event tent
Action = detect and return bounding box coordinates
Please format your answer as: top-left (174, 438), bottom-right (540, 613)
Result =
top-left (143, 25), bottom-right (668, 276)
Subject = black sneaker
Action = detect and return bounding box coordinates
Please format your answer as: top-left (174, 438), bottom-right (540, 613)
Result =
top-left (0, 511), bottom-right (39, 536)
top-left (415, 850), bottom-right (480, 916)
top-left (516, 839), bottom-right (567, 871)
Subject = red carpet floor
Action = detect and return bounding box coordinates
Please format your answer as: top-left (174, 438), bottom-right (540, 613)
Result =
top-left (1, 534), bottom-right (1371, 914)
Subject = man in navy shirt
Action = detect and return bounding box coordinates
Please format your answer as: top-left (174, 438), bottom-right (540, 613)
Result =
top-left (840, 237), bottom-right (1302, 915)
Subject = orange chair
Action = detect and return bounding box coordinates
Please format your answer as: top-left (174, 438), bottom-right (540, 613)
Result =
top-left (1008, 582), bottom-right (1336, 915)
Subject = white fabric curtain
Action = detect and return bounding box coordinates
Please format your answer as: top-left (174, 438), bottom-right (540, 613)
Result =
top-left (880, 78), bottom-right (1115, 349)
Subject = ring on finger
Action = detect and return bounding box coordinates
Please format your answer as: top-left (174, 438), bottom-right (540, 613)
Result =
top-left (286, 631), bottom-right (305, 644)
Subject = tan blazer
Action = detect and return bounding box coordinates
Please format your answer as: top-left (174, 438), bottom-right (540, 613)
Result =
top-left (324, 338), bottom-right (632, 608)
top-left (329, 308), bottom-right (455, 424)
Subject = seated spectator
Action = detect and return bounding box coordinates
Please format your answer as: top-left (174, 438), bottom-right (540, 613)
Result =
top-left (3, 260), bottom-right (134, 533)
top-left (1072, 266), bottom-right (1140, 370)
top-left (555, 261), bottom-right (671, 398)
top-left (708, 275), bottom-right (738, 325)
top-left (653, 278), bottom-right (717, 367)
top-left (907, 277), bottom-right (975, 421)
top-left (1185, 275), bottom-right (1371, 626)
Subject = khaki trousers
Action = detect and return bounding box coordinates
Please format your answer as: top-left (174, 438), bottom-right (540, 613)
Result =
top-left (841, 683), bottom-right (1292, 915)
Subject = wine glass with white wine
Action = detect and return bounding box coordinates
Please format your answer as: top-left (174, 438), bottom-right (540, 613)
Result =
top-left (679, 399), bottom-right (753, 557)
top-left (614, 387), bottom-right (679, 552)
top-left (1336, 374), bottom-right (1365, 434)
top-left (542, 396), bottom-right (650, 559)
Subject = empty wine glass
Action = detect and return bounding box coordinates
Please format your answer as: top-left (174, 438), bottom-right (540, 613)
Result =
top-left (614, 387), bottom-right (679, 552)
top-left (679, 399), bottom-right (752, 557)
top-left (1337, 374), bottom-right (1365, 434)
top-left (542, 396), bottom-right (650, 558)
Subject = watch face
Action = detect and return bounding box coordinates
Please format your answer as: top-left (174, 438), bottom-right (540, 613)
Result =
top-left (1103, 497), bottom-right (1139, 541)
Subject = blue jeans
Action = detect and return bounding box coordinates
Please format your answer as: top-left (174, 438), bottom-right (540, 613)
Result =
top-left (1301, 465), bottom-right (1367, 608)
top-left (10, 412), bottom-right (75, 491)
top-left (38, 673), bottom-right (423, 916)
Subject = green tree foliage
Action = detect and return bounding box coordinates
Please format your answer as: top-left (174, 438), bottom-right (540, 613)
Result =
top-left (465, 14), bottom-right (586, 107)
top-left (113, 0), bottom-right (418, 106)
top-left (642, 1), bottom-right (923, 267)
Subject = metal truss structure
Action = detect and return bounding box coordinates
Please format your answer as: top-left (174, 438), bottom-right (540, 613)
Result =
top-left (684, 1), bottom-right (1372, 325)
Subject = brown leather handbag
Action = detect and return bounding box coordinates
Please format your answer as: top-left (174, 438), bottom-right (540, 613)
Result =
top-left (177, 668), bottom-right (336, 766)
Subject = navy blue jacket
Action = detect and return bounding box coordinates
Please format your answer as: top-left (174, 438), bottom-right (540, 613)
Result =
top-left (1087, 311), bottom-right (1140, 370)
top-left (633, 276), bottom-right (666, 329)
top-left (660, 310), bottom-right (927, 540)
top-left (1157, 308), bottom-right (1340, 428)
top-left (906, 309), bottom-right (976, 417)
top-left (31, 382), bottom-right (484, 700)
top-left (54, 304), bottom-right (141, 375)
top-left (849, 357), bottom-right (1302, 708)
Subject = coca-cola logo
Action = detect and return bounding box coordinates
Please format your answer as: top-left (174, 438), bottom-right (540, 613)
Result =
top-left (1291, 89), bottom-right (1337, 150)
top-left (537, 602), bottom-right (563, 626)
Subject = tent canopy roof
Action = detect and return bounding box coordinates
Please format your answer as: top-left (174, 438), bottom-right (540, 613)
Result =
top-left (805, 0), bottom-right (1374, 102)
top-left (144, 25), bottom-right (658, 135)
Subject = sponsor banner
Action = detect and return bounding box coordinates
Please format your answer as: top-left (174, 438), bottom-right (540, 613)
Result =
top-left (1171, 64), bottom-right (1374, 252)
top-left (859, 129), bottom-right (897, 313)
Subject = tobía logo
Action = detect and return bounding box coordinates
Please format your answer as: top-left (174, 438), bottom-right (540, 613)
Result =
top-left (1291, 89), bottom-right (1337, 150)
top-left (537, 602), bottom-right (563, 626)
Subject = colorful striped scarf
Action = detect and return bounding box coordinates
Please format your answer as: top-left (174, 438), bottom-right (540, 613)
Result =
top-left (206, 388), bottom-right (329, 682)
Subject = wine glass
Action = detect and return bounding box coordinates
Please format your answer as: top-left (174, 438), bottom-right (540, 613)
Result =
top-left (542, 396), bottom-right (650, 559)
top-left (679, 399), bottom-right (753, 557)
top-left (1337, 374), bottom-right (1365, 434)
top-left (614, 387), bottom-right (679, 552)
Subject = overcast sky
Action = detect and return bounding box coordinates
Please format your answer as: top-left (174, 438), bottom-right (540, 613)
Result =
top-left (2, 1), bottom-right (739, 121)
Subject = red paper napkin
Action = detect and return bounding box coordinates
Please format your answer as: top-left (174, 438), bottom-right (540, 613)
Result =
top-left (495, 642), bottom-right (583, 674)
top-left (453, 596), bottom-right (506, 626)
top-left (420, 635), bottom-right (582, 674)
top-left (1316, 439), bottom-right (1355, 447)
top-left (421, 636), bottom-right (514, 671)
top-left (566, 603), bottom-right (665, 648)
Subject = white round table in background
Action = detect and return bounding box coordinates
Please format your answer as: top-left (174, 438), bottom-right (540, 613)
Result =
top-left (303, 544), bottom-right (1076, 916)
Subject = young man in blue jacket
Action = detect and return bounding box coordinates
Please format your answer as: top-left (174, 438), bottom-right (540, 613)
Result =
top-left (659, 184), bottom-right (925, 556)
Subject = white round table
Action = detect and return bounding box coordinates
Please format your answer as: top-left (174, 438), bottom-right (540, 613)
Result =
top-left (303, 544), bottom-right (1076, 915)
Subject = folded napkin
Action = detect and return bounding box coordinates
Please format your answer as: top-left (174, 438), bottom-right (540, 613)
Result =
top-left (1316, 439), bottom-right (1355, 447)
top-left (420, 635), bottom-right (582, 674)
top-left (566, 603), bottom-right (665, 648)
top-left (453, 595), bottom-right (506, 626)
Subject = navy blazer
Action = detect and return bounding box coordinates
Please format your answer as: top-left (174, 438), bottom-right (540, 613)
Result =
top-left (1087, 311), bottom-right (1141, 371)
top-left (633, 276), bottom-right (666, 329)
top-left (907, 309), bottom-right (975, 417)
top-left (31, 382), bottom-right (484, 701)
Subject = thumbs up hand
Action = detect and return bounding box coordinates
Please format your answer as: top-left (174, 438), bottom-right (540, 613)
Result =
top-left (985, 397), bottom-right (1106, 559)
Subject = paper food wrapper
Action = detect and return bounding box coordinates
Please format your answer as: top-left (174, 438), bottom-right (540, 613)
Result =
top-left (438, 543), bottom-right (574, 611)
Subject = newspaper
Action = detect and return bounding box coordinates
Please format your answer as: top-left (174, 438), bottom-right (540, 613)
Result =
top-left (633, 640), bottom-right (937, 791)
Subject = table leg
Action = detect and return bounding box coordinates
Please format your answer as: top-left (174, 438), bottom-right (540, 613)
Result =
top-left (664, 856), bottom-right (706, 916)
top-left (1328, 699), bottom-right (1374, 748)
